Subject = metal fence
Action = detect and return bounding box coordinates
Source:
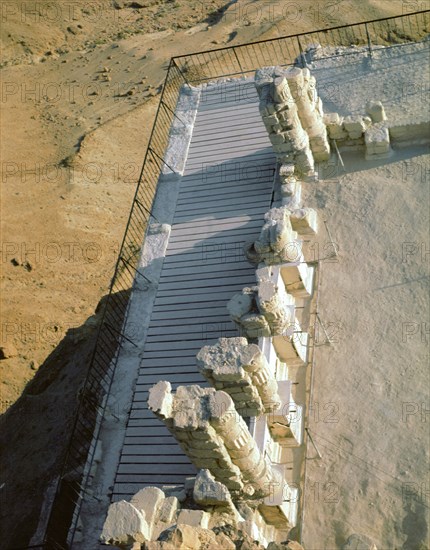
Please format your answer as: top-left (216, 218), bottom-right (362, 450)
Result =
top-left (35, 10), bottom-right (429, 549)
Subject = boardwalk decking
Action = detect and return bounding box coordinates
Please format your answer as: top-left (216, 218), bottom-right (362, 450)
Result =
top-left (113, 79), bottom-right (276, 500)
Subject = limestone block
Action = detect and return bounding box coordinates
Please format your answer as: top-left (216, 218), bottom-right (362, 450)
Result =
top-left (226, 288), bottom-right (254, 321)
top-left (149, 384), bottom-right (246, 493)
top-left (257, 280), bottom-right (294, 334)
top-left (311, 147), bottom-right (330, 162)
top-left (280, 177), bottom-right (300, 198)
top-left (147, 380), bottom-right (173, 419)
top-left (364, 123), bottom-right (391, 159)
top-left (151, 496), bottom-right (180, 540)
top-left (177, 509), bottom-right (210, 529)
top-left (101, 501), bottom-right (150, 545)
top-left (269, 132), bottom-right (285, 145)
top-left (255, 66), bottom-right (277, 92)
top-left (284, 67), bottom-right (305, 101)
top-left (280, 260), bottom-right (314, 299)
top-left (193, 469), bottom-right (232, 506)
top-left (209, 391), bottom-right (278, 495)
top-left (366, 100), bottom-right (386, 123)
top-left (263, 114), bottom-right (279, 126)
top-left (273, 76), bottom-right (294, 104)
top-left (272, 320), bottom-right (308, 366)
top-left (272, 142), bottom-right (295, 154)
top-left (288, 207), bottom-right (317, 235)
top-left (294, 147), bottom-right (314, 173)
top-left (305, 118), bottom-right (327, 139)
top-left (157, 496), bottom-right (179, 524)
top-left (324, 112), bottom-right (341, 126)
top-left (253, 207), bottom-right (306, 264)
top-left (163, 486), bottom-right (187, 503)
top-left (277, 107), bottom-right (301, 127)
top-left (388, 121), bottom-right (430, 145)
top-left (158, 524), bottom-right (203, 549)
top-left (131, 487), bottom-right (165, 529)
top-left (283, 128), bottom-right (309, 150)
top-left (267, 381), bottom-right (303, 446)
top-left (279, 163), bottom-right (295, 180)
top-left (343, 115), bottom-right (365, 139)
top-left (270, 219), bottom-right (294, 253)
top-left (240, 313), bottom-right (271, 338)
top-left (324, 113), bottom-right (348, 140)
top-left (197, 337), bottom-right (280, 414)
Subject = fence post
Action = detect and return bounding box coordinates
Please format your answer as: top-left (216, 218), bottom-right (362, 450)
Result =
top-left (172, 58), bottom-right (192, 89)
top-left (296, 36), bottom-right (307, 68)
top-left (365, 22), bottom-right (373, 58)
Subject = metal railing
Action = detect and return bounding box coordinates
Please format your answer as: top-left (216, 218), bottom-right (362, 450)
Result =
top-left (34, 10), bottom-right (429, 549)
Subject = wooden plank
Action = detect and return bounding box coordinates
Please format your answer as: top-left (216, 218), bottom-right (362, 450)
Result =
top-left (124, 425), bottom-right (171, 436)
top-left (160, 255), bottom-right (254, 269)
top-left (153, 289), bottom-right (249, 305)
top-left (119, 454), bottom-right (192, 464)
top-left (117, 462), bottom-right (196, 481)
top-left (174, 194), bottom-right (268, 212)
top-left (145, 326), bottom-right (237, 339)
top-left (149, 308), bottom-right (229, 321)
top-left (116, 474), bottom-right (196, 483)
top-left (136, 372), bottom-right (205, 385)
top-left (154, 283), bottom-right (247, 297)
top-left (156, 265), bottom-right (252, 279)
top-left (184, 153), bottom-right (274, 171)
top-left (173, 208), bottom-right (268, 225)
top-left (167, 221), bottom-right (263, 239)
top-left (114, 77), bottom-right (275, 492)
top-left (178, 164), bottom-right (274, 186)
top-left (177, 176), bottom-right (273, 195)
top-left (120, 444), bottom-right (185, 455)
top-left (124, 434), bottom-right (176, 444)
top-left (192, 119), bottom-right (264, 137)
top-left (188, 137), bottom-right (270, 155)
top-left (151, 299), bottom-right (233, 312)
top-left (154, 274), bottom-right (254, 288)
top-left (147, 316), bottom-right (236, 328)
top-left (176, 186), bottom-right (271, 205)
top-left (166, 228), bottom-right (263, 248)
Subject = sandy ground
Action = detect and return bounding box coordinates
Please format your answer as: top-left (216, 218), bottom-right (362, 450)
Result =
top-left (300, 44), bottom-right (430, 549)
top-left (0, 0), bottom-right (429, 548)
top-left (303, 153), bottom-right (429, 549)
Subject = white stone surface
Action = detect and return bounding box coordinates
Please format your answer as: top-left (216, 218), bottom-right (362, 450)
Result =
top-left (100, 500), bottom-right (150, 545)
top-left (177, 509), bottom-right (210, 529)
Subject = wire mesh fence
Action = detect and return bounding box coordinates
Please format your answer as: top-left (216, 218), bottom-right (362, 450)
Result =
top-left (37, 10), bottom-right (428, 549)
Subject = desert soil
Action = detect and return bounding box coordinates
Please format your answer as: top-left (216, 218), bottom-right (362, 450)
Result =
top-left (0, 0), bottom-right (428, 548)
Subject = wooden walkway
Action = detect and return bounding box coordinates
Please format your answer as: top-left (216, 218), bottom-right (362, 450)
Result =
top-left (113, 79), bottom-right (276, 500)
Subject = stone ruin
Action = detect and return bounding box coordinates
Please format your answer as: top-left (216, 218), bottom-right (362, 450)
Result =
top-left (148, 382), bottom-right (282, 497)
top-left (101, 473), bottom-right (306, 550)
top-left (256, 65), bottom-right (393, 169)
top-left (196, 337), bottom-right (281, 417)
top-left (255, 66), bottom-right (331, 175)
top-left (99, 63), bottom-right (384, 549)
top-left (324, 101), bottom-right (391, 160)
